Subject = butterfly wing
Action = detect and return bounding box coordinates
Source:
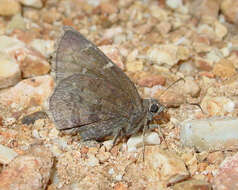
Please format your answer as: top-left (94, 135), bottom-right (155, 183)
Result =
top-left (54, 27), bottom-right (143, 110)
top-left (49, 73), bottom-right (134, 131)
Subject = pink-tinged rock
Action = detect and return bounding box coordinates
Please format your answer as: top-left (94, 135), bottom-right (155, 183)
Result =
top-left (0, 75), bottom-right (54, 109)
top-left (154, 89), bottom-right (185, 107)
top-left (0, 145), bottom-right (53, 190)
top-left (99, 45), bottom-right (124, 70)
top-left (201, 96), bottom-right (235, 116)
top-left (0, 35), bottom-right (51, 78)
top-left (192, 34), bottom-right (211, 53)
top-left (221, 0), bottom-right (238, 25)
top-left (189, 0), bottom-right (219, 22)
top-left (195, 58), bottom-right (213, 71)
top-left (16, 47), bottom-right (51, 78)
top-left (137, 73), bottom-right (166, 87)
top-left (0, 52), bottom-right (21, 89)
top-left (213, 152), bottom-right (238, 190)
top-left (144, 146), bottom-right (189, 185)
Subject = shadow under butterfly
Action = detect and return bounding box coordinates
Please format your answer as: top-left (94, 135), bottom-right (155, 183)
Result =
top-left (48, 27), bottom-right (165, 144)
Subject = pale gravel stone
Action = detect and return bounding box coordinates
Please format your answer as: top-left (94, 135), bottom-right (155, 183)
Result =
top-left (0, 144), bottom-right (18, 164)
top-left (6, 14), bottom-right (26, 32)
top-left (127, 132), bottom-right (161, 152)
top-left (181, 117), bottom-right (238, 152)
top-left (0, 35), bottom-right (25, 53)
top-left (144, 146), bottom-right (189, 185)
top-left (20, 0), bottom-right (43, 8)
top-left (201, 96), bottom-right (235, 115)
top-left (0, 52), bottom-right (21, 89)
top-left (29, 39), bottom-right (55, 58)
top-left (166, 0), bottom-right (183, 9)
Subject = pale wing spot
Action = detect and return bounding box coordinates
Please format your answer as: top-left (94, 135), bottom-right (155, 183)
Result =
top-left (103, 61), bottom-right (114, 70)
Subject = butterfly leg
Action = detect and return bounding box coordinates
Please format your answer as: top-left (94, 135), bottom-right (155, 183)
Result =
top-left (148, 123), bottom-right (168, 148)
top-left (142, 122), bottom-right (149, 161)
top-left (112, 127), bottom-right (122, 146)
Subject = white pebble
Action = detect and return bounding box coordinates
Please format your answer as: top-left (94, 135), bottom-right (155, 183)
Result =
top-left (0, 144), bottom-right (18, 164)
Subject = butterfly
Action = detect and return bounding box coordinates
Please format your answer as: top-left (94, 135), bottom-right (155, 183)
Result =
top-left (49, 27), bottom-right (164, 144)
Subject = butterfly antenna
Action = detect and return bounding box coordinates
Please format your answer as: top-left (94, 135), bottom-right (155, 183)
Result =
top-left (159, 78), bottom-right (185, 98)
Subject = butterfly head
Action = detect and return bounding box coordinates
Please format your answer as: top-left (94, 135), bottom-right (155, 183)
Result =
top-left (144, 98), bottom-right (165, 122)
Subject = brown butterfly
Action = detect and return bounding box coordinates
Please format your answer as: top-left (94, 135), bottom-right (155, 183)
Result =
top-left (49, 27), bottom-right (164, 144)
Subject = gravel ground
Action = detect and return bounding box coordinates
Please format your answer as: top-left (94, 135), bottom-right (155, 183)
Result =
top-left (0, 0), bottom-right (238, 189)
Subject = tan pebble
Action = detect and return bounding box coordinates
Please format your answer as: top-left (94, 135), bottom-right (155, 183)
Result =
top-left (23, 9), bottom-right (40, 22)
top-left (144, 146), bottom-right (189, 185)
top-left (96, 149), bottom-right (110, 162)
top-left (207, 151), bottom-right (224, 165)
top-left (195, 58), bottom-right (213, 71)
top-left (157, 21), bottom-right (172, 35)
top-left (215, 21), bottom-right (228, 40)
top-left (147, 45), bottom-right (178, 66)
top-left (150, 5), bottom-right (168, 20)
top-left (0, 0), bottom-right (21, 16)
top-left (213, 59), bottom-right (236, 79)
top-left (42, 8), bottom-right (61, 24)
top-left (190, 0), bottom-right (219, 22)
top-left (221, 0), bottom-right (238, 25)
top-left (177, 46), bottom-right (191, 60)
top-left (126, 60), bottom-right (143, 72)
top-left (100, 2), bottom-right (117, 14)
top-left (179, 77), bottom-right (200, 97)
top-left (198, 162), bottom-right (208, 172)
top-left (155, 89), bottom-right (185, 107)
top-left (192, 35), bottom-right (211, 53)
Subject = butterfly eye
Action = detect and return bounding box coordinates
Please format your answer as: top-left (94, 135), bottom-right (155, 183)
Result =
top-left (150, 104), bottom-right (159, 113)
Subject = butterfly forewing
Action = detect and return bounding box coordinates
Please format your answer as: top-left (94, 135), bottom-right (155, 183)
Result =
top-left (55, 28), bottom-right (143, 110)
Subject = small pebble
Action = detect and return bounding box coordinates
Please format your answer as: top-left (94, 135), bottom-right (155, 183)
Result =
top-left (180, 117), bottom-right (238, 152)
top-left (127, 132), bottom-right (161, 152)
top-left (0, 144), bottom-right (18, 164)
